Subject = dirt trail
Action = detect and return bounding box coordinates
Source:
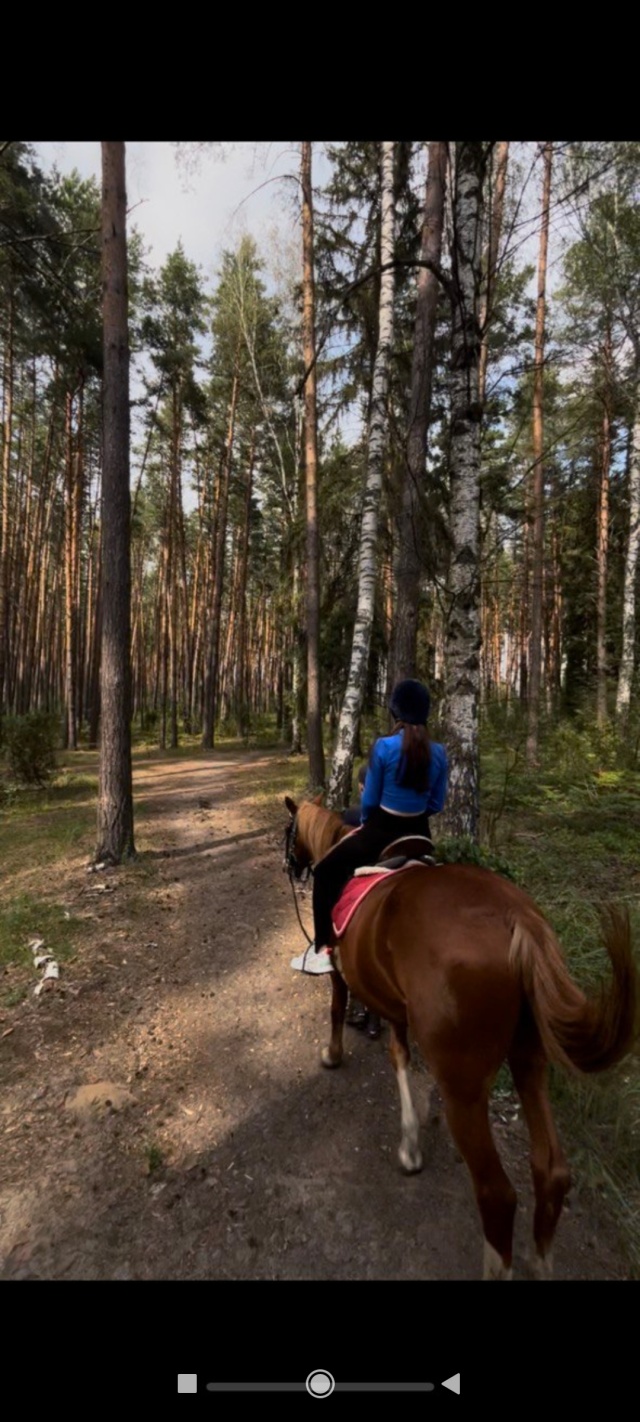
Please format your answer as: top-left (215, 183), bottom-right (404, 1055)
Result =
top-left (0, 753), bottom-right (629, 1280)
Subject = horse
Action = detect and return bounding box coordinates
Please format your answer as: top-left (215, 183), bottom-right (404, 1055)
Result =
top-left (283, 794), bottom-right (638, 1280)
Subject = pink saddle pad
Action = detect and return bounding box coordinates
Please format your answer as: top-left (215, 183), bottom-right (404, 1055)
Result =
top-left (332, 863), bottom-right (422, 939)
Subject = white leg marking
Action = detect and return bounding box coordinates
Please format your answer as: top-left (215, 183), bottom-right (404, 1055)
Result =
top-left (397, 1065), bottom-right (423, 1173)
top-left (532, 1249), bottom-right (554, 1280)
top-left (483, 1239), bottom-right (512, 1280)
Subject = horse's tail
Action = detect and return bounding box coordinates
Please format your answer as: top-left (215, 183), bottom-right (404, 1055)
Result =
top-left (509, 905), bottom-right (638, 1074)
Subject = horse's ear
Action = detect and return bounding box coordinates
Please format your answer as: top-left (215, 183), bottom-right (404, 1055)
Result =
top-left (313, 793), bottom-right (324, 805)
top-left (284, 795), bottom-right (298, 817)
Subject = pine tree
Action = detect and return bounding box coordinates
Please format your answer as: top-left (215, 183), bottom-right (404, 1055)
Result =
top-left (95, 141), bottom-right (135, 864)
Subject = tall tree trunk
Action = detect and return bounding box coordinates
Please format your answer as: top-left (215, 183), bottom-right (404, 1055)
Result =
top-left (63, 389), bottom-right (78, 749)
top-left (290, 552), bottom-right (303, 753)
top-left (301, 141), bottom-right (325, 787)
top-left (550, 511), bottom-right (563, 703)
top-left (616, 380), bottom-right (640, 719)
top-left (526, 141), bottom-right (553, 764)
top-left (519, 515), bottom-right (530, 703)
top-left (327, 142), bottom-right (396, 808)
top-left (597, 328), bottom-right (613, 726)
top-left (88, 572), bottom-right (102, 750)
top-left (441, 141), bottom-right (489, 840)
top-left (75, 380), bottom-right (86, 736)
top-left (201, 368), bottom-right (238, 748)
top-left (96, 140), bottom-right (135, 863)
top-left (0, 292), bottom-right (13, 719)
top-left (234, 434), bottom-right (255, 737)
top-left (388, 141), bottom-right (447, 686)
top-left (478, 141), bottom-right (509, 405)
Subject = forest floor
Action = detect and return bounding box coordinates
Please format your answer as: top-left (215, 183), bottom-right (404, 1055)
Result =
top-left (0, 743), bottom-right (637, 1281)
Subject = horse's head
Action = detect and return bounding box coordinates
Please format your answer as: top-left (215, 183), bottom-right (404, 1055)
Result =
top-left (283, 794), bottom-right (323, 878)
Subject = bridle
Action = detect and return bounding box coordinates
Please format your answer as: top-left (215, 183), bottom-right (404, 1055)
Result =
top-left (283, 813), bottom-right (314, 945)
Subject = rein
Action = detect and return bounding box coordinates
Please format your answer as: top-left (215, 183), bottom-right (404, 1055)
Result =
top-left (284, 804), bottom-right (351, 947)
top-left (290, 870), bottom-right (314, 944)
top-left (284, 813), bottom-right (314, 945)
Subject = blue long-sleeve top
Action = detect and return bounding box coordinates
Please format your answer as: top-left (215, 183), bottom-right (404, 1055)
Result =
top-left (360, 733), bottom-right (448, 823)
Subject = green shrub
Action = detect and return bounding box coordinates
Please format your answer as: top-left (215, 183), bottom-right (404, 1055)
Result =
top-left (434, 835), bottom-right (516, 881)
top-left (3, 712), bottom-right (59, 786)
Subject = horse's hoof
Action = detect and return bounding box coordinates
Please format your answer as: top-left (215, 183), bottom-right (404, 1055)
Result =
top-left (399, 1146), bottom-right (423, 1174)
top-left (367, 1017), bottom-right (382, 1039)
top-left (321, 1047), bottom-right (342, 1069)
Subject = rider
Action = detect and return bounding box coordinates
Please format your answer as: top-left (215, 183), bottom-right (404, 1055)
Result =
top-left (290, 679), bottom-right (448, 974)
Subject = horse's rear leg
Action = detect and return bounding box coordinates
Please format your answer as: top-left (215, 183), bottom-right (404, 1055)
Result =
top-left (321, 971), bottom-right (348, 1068)
top-left (508, 1045), bottom-right (571, 1279)
top-left (440, 1085), bottom-right (517, 1279)
top-left (389, 1022), bottom-right (423, 1173)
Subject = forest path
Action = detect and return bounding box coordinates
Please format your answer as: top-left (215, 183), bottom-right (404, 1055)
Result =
top-left (0, 751), bottom-right (628, 1280)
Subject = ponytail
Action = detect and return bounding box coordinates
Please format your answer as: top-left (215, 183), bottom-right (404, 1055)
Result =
top-left (394, 721), bottom-right (431, 792)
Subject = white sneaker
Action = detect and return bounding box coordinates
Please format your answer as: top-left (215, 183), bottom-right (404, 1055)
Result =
top-left (290, 944), bottom-right (334, 974)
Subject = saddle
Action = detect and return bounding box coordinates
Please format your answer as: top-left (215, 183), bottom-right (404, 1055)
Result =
top-left (358, 835), bottom-right (435, 874)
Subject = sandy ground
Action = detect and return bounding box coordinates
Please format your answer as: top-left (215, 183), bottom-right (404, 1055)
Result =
top-left (0, 752), bottom-right (629, 1281)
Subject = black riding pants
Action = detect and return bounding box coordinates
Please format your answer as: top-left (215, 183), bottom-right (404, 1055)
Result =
top-left (312, 807), bottom-right (432, 948)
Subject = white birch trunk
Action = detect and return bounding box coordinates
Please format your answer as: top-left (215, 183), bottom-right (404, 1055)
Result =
top-left (327, 142), bottom-right (396, 808)
top-left (441, 142), bottom-right (488, 840)
top-left (616, 391), bottom-right (640, 718)
top-left (388, 141), bottom-right (447, 689)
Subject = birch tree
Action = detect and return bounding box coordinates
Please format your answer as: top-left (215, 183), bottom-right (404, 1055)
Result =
top-left (327, 142), bottom-right (396, 808)
top-left (617, 391), bottom-right (640, 718)
top-left (301, 142), bottom-right (325, 786)
top-left (388, 141), bottom-right (447, 687)
top-left (441, 142), bottom-right (489, 840)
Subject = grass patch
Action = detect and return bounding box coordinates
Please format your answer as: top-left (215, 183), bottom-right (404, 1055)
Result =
top-left (479, 713), bottom-right (640, 1273)
top-left (0, 762), bottom-right (98, 880)
top-left (146, 1143), bottom-right (164, 1174)
top-left (3, 983), bottom-right (29, 1008)
top-left (248, 756), bottom-right (313, 811)
top-left (0, 893), bottom-right (81, 969)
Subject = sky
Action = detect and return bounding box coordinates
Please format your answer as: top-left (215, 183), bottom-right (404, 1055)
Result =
top-left (30, 142), bottom-right (571, 506)
top-left (33, 141), bottom-right (564, 293)
top-left (34, 141), bottom-right (314, 283)
top-left (33, 143), bottom-right (323, 504)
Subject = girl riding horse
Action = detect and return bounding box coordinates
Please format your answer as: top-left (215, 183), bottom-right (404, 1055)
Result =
top-left (290, 679), bottom-right (448, 975)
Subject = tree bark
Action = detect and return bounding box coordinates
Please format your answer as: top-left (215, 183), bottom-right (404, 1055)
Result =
top-left (478, 141), bottom-right (509, 406)
top-left (301, 142), bottom-right (325, 786)
top-left (95, 141), bottom-right (135, 863)
top-left (63, 389), bottom-right (78, 748)
top-left (597, 327), bottom-right (613, 726)
top-left (0, 292), bottom-right (13, 719)
top-left (441, 142), bottom-right (489, 841)
top-left (388, 141), bottom-right (447, 687)
top-left (201, 368), bottom-right (238, 748)
top-left (526, 141), bottom-right (553, 764)
top-left (616, 382), bottom-right (640, 719)
top-left (327, 142), bottom-right (396, 808)
top-left (234, 433), bottom-right (255, 737)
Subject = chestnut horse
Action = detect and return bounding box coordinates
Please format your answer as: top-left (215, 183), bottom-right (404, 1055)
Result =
top-left (284, 795), bottom-right (638, 1280)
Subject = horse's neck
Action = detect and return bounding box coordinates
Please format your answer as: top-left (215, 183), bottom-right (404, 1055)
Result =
top-left (305, 805), bottom-right (347, 862)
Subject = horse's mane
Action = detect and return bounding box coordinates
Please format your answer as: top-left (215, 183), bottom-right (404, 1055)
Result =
top-left (297, 800), bottom-right (351, 863)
